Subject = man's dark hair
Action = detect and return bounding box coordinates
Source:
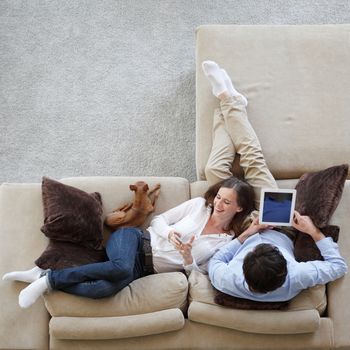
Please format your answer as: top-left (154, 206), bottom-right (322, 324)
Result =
top-left (243, 243), bottom-right (287, 294)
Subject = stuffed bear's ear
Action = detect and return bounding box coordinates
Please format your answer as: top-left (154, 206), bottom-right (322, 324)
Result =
top-left (143, 183), bottom-right (149, 192)
top-left (129, 184), bottom-right (137, 191)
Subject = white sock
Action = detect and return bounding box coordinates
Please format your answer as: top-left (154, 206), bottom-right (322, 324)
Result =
top-left (202, 60), bottom-right (227, 97)
top-left (2, 266), bottom-right (45, 283)
top-left (18, 276), bottom-right (49, 309)
top-left (221, 69), bottom-right (248, 106)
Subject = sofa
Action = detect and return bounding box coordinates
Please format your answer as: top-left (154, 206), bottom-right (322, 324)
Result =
top-left (1, 24), bottom-right (350, 350)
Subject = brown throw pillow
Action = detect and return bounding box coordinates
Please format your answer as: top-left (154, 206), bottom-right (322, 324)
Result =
top-left (294, 164), bottom-right (348, 228)
top-left (293, 164), bottom-right (348, 262)
top-left (35, 240), bottom-right (107, 270)
top-left (214, 291), bottom-right (289, 310)
top-left (294, 225), bottom-right (339, 262)
top-left (40, 177), bottom-right (104, 250)
top-left (36, 177), bottom-right (106, 270)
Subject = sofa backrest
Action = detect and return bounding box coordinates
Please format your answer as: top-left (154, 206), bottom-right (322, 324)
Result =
top-left (195, 24), bottom-right (350, 181)
top-left (60, 176), bottom-right (190, 229)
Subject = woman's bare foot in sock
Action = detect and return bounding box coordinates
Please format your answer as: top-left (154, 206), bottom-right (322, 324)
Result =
top-left (2, 266), bottom-right (46, 283)
top-left (18, 276), bottom-right (49, 308)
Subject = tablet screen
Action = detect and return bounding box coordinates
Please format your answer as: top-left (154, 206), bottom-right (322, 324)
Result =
top-left (259, 189), bottom-right (296, 226)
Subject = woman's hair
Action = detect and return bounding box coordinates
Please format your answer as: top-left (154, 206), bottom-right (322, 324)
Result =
top-left (242, 243), bottom-right (287, 293)
top-left (204, 177), bottom-right (255, 236)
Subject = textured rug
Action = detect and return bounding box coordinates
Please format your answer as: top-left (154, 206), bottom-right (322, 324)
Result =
top-left (1, 0), bottom-right (349, 183)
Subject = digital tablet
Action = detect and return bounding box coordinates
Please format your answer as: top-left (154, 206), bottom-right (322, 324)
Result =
top-left (259, 188), bottom-right (297, 226)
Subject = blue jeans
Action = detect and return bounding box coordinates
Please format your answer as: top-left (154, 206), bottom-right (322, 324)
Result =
top-left (47, 227), bottom-right (144, 298)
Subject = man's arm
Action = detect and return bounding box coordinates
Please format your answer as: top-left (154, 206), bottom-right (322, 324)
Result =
top-left (295, 237), bottom-right (347, 288)
top-left (292, 211), bottom-right (348, 288)
top-left (209, 216), bottom-right (269, 266)
top-left (208, 238), bottom-right (244, 295)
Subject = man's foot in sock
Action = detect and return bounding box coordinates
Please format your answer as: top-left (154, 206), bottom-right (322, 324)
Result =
top-left (18, 276), bottom-right (49, 308)
top-left (2, 266), bottom-right (46, 283)
top-left (221, 69), bottom-right (248, 106)
top-left (202, 60), bottom-right (228, 97)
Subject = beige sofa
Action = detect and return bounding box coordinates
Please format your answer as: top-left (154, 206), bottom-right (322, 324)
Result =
top-left (1, 24), bottom-right (350, 350)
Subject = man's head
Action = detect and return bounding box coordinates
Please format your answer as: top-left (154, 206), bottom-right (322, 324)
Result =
top-left (243, 243), bottom-right (287, 293)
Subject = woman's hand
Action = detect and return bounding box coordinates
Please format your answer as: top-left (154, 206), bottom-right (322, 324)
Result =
top-left (292, 211), bottom-right (325, 242)
top-left (238, 217), bottom-right (273, 244)
top-left (168, 231), bottom-right (195, 265)
top-left (168, 230), bottom-right (183, 247)
top-left (178, 236), bottom-right (195, 266)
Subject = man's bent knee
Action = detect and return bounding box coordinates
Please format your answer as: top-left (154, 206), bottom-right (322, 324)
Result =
top-left (205, 163), bottom-right (230, 186)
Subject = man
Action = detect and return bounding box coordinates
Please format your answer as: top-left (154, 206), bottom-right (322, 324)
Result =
top-left (208, 211), bottom-right (347, 302)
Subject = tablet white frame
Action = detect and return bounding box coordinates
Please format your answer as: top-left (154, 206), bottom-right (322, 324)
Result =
top-left (259, 188), bottom-right (297, 226)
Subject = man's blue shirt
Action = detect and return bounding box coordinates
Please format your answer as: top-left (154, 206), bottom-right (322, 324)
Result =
top-left (208, 230), bottom-right (348, 302)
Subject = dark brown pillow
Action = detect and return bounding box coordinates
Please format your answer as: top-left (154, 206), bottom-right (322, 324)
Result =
top-left (293, 164), bottom-right (347, 262)
top-left (41, 177), bottom-right (104, 250)
top-left (36, 177), bottom-right (106, 270)
top-left (214, 290), bottom-right (289, 310)
top-left (294, 225), bottom-right (339, 262)
top-left (294, 164), bottom-right (348, 228)
top-left (35, 240), bottom-right (107, 270)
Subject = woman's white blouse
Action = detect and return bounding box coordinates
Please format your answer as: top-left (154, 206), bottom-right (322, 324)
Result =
top-left (147, 197), bottom-right (234, 274)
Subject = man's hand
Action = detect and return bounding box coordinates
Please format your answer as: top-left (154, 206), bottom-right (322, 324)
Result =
top-left (238, 217), bottom-right (273, 244)
top-left (292, 211), bottom-right (325, 242)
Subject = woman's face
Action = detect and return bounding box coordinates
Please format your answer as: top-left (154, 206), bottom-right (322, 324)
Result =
top-left (213, 187), bottom-right (243, 221)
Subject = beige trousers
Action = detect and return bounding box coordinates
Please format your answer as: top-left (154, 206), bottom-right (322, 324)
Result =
top-left (205, 96), bottom-right (277, 209)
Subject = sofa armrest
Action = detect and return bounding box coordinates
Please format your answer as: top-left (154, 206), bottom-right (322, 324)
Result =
top-left (0, 183), bottom-right (50, 350)
top-left (326, 181), bottom-right (350, 348)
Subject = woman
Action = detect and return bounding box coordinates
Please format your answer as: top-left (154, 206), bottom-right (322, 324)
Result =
top-left (3, 61), bottom-right (275, 308)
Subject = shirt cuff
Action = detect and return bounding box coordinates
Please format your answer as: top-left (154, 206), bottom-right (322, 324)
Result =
top-left (232, 237), bottom-right (243, 248)
top-left (184, 258), bottom-right (203, 273)
top-left (316, 236), bottom-right (335, 250)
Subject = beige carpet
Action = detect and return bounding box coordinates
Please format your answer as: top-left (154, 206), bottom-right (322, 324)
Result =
top-left (1, 0), bottom-right (349, 183)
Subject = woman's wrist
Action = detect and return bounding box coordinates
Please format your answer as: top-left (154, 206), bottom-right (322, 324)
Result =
top-left (183, 256), bottom-right (194, 266)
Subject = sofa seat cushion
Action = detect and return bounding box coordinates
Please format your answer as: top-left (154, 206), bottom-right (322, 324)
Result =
top-left (188, 271), bottom-right (326, 334)
top-left (44, 272), bottom-right (188, 317)
top-left (50, 309), bottom-right (185, 340)
top-left (189, 271), bottom-right (326, 314)
top-left (188, 301), bottom-right (320, 335)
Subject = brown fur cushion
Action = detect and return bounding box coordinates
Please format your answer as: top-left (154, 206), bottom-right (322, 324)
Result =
top-left (214, 291), bottom-right (289, 310)
top-left (215, 164), bottom-right (348, 310)
top-left (293, 164), bottom-right (347, 262)
top-left (35, 177), bottom-right (105, 270)
top-left (294, 225), bottom-right (340, 262)
top-left (40, 177), bottom-right (104, 249)
top-left (35, 240), bottom-right (107, 270)
top-left (294, 164), bottom-right (348, 228)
